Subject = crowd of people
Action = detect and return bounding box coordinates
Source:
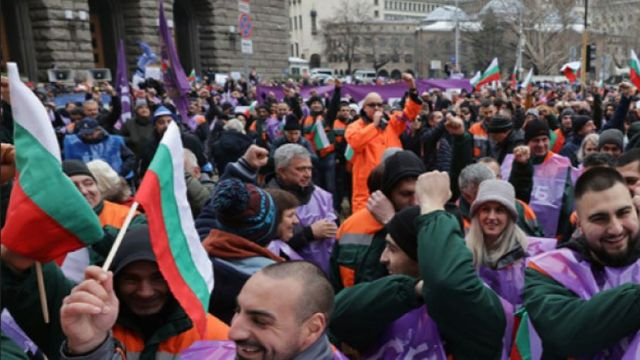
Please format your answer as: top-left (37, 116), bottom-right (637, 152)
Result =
top-left (1, 68), bottom-right (640, 360)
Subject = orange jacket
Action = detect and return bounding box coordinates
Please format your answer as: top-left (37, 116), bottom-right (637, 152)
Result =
top-left (345, 98), bottom-right (421, 212)
top-left (113, 313), bottom-right (229, 358)
top-left (468, 121), bottom-right (488, 159)
top-left (331, 208), bottom-right (385, 289)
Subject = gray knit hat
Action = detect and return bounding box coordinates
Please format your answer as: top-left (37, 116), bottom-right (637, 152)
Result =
top-left (470, 180), bottom-right (517, 220)
top-left (598, 128), bottom-right (624, 150)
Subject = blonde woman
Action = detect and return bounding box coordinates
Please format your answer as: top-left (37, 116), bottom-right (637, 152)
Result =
top-left (466, 179), bottom-right (555, 305)
top-left (577, 133), bottom-right (599, 164)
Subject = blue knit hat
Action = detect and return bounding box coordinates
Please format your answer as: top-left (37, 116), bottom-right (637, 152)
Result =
top-left (153, 105), bottom-right (174, 123)
top-left (212, 179), bottom-right (277, 246)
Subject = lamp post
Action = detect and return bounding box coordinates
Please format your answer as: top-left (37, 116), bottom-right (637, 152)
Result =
top-left (580, 0), bottom-right (589, 86)
top-left (454, 0), bottom-right (460, 72)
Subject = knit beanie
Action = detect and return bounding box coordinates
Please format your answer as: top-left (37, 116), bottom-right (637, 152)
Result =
top-left (153, 105), bottom-right (174, 123)
top-left (381, 151), bottom-right (426, 197)
top-left (112, 225), bottom-right (157, 275)
top-left (283, 113), bottom-right (301, 131)
top-left (62, 159), bottom-right (96, 180)
top-left (560, 108), bottom-right (575, 119)
top-left (571, 115), bottom-right (592, 134)
top-left (212, 178), bottom-right (277, 246)
top-left (385, 206), bottom-right (421, 261)
top-left (598, 128), bottom-right (624, 150)
top-left (487, 116), bottom-right (513, 133)
top-left (470, 180), bottom-right (517, 220)
top-left (524, 119), bottom-right (550, 144)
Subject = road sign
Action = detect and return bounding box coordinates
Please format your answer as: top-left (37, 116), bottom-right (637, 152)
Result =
top-left (238, 13), bottom-right (253, 40)
top-left (241, 39), bottom-right (253, 54)
top-left (239, 0), bottom-right (250, 13)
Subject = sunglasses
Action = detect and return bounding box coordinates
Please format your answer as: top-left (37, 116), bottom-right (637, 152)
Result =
top-left (366, 103), bottom-right (384, 108)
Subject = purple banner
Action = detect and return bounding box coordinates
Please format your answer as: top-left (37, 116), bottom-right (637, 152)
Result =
top-left (256, 79), bottom-right (473, 105)
top-left (114, 39), bottom-right (131, 131)
top-left (158, 0), bottom-right (195, 130)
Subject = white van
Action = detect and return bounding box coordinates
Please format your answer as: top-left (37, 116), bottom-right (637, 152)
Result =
top-left (353, 69), bottom-right (377, 83)
top-left (310, 68), bottom-right (335, 77)
top-left (288, 57), bottom-right (310, 77)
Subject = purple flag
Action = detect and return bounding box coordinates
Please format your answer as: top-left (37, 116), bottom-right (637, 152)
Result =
top-left (158, 0), bottom-right (196, 130)
top-left (114, 39), bottom-right (132, 131)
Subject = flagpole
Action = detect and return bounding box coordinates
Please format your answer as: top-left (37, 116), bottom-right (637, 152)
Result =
top-left (35, 262), bottom-right (50, 324)
top-left (102, 202), bottom-right (140, 271)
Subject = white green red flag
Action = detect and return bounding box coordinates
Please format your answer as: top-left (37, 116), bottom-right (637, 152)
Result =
top-left (630, 49), bottom-right (640, 89)
top-left (313, 118), bottom-right (331, 150)
top-left (476, 58), bottom-right (500, 89)
top-left (1, 63), bottom-right (103, 262)
top-left (188, 69), bottom-right (197, 85)
top-left (561, 61), bottom-right (581, 84)
top-left (344, 144), bottom-right (354, 161)
top-left (521, 68), bottom-right (533, 89)
top-left (135, 121), bottom-right (214, 337)
top-left (510, 63), bottom-right (519, 89)
top-left (469, 71), bottom-right (481, 88)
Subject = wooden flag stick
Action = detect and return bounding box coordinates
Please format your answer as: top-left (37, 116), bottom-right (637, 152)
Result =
top-left (35, 262), bottom-right (49, 324)
top-left (102, 202), bottom-right (140, 271)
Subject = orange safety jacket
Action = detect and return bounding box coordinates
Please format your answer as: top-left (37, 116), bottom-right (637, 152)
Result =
top-left (113, 313), bottom-right (229, 359)
top-left (345, 97), bottom-right (421, 212)
top-left (468, 121), bottom-right (488, 159)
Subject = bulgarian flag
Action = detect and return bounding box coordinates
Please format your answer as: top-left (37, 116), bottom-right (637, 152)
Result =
top-left (469, 71), bottom-right (481, 89)
top-left (344, 144), bottom-right (354, 161)
top-left (476, 58), bottom-right (501, 89)
top-left (135, 121), bottom-right (214, 337)
top-left (313, 118), bottom-right (331, 150)
top-left (521, 68), bottom-right (534, 89)
top-left (1, 63), bottom-right (103, 262)
top-left (561, 61), bottom-right (581, 84)
top-left (510, 64), bottom-right (519, 89)
top-left (188, 69), bottom-right (197, 85)
top-left (630, 49), bottom-right (640, 89)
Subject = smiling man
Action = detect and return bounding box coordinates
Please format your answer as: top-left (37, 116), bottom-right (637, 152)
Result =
top-left (524, 167), bottom-right (640, 358)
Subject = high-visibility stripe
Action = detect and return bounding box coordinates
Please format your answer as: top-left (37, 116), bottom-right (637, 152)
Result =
top-left (339, 233), bottom-right (374, 246)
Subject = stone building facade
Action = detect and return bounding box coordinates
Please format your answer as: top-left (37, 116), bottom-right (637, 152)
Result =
top-left (1, 0), bottom-right (289, 81)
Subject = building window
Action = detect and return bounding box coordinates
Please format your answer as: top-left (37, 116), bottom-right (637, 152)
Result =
top-left (374, 10), bottom-right (379, 17)
top-left (405, 54), bottom-right (413, 63)
top-left (366, 54), bottom-right (374, 62)
top-left (295, 43), bottom-right (299, 57)
top-left (294, 16), bottom-right (297, 29)
top-left (374, 0), bottom-right (378, 5)
top-left (310, 10), bottom-right (317, 35)
top-left (353, 54), bottom-right (362, 63)
top-left (299, 15), bottom-right (302, 29)
top-left (392, 53), bottom-right (400, 63)
top-left (290, 44), bottom-right (294, 56)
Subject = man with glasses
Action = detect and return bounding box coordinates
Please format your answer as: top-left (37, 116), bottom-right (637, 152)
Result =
top-left (345, 73), bottom-right (422, 212)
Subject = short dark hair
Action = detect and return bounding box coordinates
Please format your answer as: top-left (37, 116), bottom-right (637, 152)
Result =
top-left (575, 167), bottom-right (626, 201)
top-left (260, 261), bottom-right (334, 322)
top-left (616, 148), bottom-right (640, 168)
top-left (582, 152), bottom-right (614, 169)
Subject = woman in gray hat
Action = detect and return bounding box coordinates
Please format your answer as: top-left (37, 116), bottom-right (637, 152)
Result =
top-left (465, 179), bottom-right (556, 306)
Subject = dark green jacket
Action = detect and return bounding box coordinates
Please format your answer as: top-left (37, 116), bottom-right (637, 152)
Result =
top-left (329, 275), bottom-right (421, 351)
top-left (524, 246), bottom-right (640, 359)
top-left (417, 211), bottom-right (507, 360)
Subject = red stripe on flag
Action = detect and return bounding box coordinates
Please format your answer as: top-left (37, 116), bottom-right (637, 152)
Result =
top-left (136, 171), bottom-right (208, 336)
top-left (1, 179), bottom-right (85, 262)
top-left (631, 70), bottom-right (640, 89)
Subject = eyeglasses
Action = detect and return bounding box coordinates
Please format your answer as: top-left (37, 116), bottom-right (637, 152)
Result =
top-left (366, 103), bottom-right (384, 108)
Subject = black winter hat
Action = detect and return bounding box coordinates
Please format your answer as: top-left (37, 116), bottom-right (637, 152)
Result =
top-left (488, 116), bottom-right (513, 133)
top-left (381, 151), bottom-right (425, 197)
top-left (112, 225), bottom-right (157, 275)
top-left (62, 160), bottom-right (95, 180)
top-left (572, 115), bottom-right (592, 134)
top-left (524, 119), bottom-right (550, 144)
top-left (385, 206), bottom-right (421, 261)
top-left (283, 114), bottom-right (302, 131)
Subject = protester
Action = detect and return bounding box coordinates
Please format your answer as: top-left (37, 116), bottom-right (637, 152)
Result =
top-left (577, 132), bottom-right (599, 164)
top-left (267, 143), bottom-right (338, 275)
top-left (345, 73), bottom-right (422, 212)
top-left (63, 118), bottom-right (136, 178)
top-left (1, 225), bottom-right (229, 359)
top-left (86, 159), bottom-right (133, 205)
top-left (331, 150), bottom-right (425, 290)
top-left (523, 167), bottom-right (640, 358)
top-left (119, 100), bottom-right (154, 158)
